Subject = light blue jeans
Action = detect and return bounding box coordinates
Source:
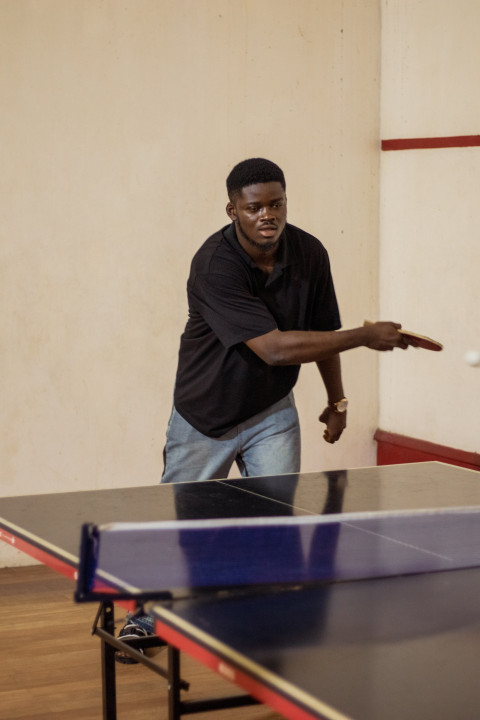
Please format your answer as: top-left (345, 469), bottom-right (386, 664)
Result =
top-left (161, 392), bottom-right (301, 483)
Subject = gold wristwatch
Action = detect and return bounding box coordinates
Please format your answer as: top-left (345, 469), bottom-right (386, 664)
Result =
top-left (328, 397), bottom-right (348, 414)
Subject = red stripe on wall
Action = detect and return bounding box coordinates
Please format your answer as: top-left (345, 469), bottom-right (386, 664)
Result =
top-left (381, 135), bottom-right (480, 151)
top-left (374, 429), bottom-right (480, 471)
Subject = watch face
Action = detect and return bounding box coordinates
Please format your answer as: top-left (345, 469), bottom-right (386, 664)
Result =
top-left (336, 399), bottom-right (348, 413)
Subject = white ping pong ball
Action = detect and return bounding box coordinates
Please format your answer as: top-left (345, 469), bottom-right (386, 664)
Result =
top-left (464, 350), bottom-right (480, 367)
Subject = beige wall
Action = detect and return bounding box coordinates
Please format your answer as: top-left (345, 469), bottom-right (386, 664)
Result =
top-left (380, 0), bottom-right (480, 450)
top-left (1, 1), bottom-right (382, 566)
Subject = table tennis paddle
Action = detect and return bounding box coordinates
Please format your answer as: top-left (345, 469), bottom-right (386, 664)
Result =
top-left (363, 321), bottom-right (443, 352)
top-left (398, 329), bottom-right (443, 351)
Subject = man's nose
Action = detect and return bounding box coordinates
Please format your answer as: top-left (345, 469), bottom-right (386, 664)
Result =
top-left (259, 205), bottom-right (274, 220)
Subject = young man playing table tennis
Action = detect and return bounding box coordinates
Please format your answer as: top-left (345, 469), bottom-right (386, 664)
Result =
top-left (161, 157), bottom-right (407, 482)
top-left (116, 157), bottom-right (408, 658)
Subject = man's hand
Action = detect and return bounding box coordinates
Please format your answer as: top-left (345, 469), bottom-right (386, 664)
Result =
top-left (319, 406), bottom-right (347, 444)
top-left (364, 322), bottom-right (409, 351)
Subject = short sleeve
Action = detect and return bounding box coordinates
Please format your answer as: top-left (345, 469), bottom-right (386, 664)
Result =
top-left (188, 271), bottom-right (278, 348)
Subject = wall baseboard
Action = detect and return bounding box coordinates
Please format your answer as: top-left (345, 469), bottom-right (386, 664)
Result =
top-left (374, 429), bottom-right (480, 471)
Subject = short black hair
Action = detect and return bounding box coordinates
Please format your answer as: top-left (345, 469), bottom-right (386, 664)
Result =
top-left (226, 158), bottom-right (286, 199)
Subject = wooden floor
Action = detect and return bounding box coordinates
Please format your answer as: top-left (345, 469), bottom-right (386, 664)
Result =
top-left (0, 565), bottom-right (283, 720)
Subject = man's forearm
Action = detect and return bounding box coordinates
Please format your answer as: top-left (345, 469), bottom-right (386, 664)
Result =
top-left (316, 354), bottom-right (344, 402)
top-left (246, 327), bottom-right (367, 364)
top-left (245, 322), bottom-right (406, 366)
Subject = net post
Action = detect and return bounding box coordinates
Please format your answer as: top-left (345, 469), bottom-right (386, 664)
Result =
top-left (74, 522), bottom-right (99, 602)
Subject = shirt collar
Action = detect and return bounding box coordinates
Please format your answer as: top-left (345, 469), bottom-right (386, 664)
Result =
top-left (223, 222), bottom-right (293, 272)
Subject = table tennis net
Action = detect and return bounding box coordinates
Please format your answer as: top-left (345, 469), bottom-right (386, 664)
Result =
top-left (75, 508), bottom-right (480, 602)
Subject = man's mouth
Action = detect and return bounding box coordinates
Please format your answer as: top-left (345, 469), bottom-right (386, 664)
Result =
top-left (258, 225), bottom-right (277, 238)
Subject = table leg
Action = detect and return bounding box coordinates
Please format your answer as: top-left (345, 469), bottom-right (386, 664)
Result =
top-left (167, 644), bottom-right (181, 720)
top-left (101, 601), bottom-right (117, 720)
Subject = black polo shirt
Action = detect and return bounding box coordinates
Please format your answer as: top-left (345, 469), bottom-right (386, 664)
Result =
top-left (173, 222), bottom-right (341, 437)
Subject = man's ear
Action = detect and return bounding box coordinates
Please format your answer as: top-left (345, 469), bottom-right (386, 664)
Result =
top-left (226, 202), bottom-right (237, 221)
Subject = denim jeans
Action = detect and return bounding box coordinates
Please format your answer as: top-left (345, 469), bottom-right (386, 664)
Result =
top-left (161, 392), bottom-right (301, 483)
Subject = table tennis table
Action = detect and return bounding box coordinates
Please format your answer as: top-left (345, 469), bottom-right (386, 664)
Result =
top-left (1, 461), bottom-right (480, 720)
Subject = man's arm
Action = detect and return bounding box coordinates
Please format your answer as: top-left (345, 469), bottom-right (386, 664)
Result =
top-left (317, 353), bottom-right (344, 402)
top-left (245, 322), bottom-right (407, 444)
top-left (316, 353), bottom-right (347, 444)
top-left (245, 321), bottom-right (408, 365)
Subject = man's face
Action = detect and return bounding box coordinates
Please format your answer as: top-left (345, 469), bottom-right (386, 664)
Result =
top-left (226, 182), bottom-right (287, 254)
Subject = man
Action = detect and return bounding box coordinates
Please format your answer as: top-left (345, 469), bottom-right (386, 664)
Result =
top-left (161, 157), bottom-right (407, 483)
top-left (116, 157), bottom-right (408, 660)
